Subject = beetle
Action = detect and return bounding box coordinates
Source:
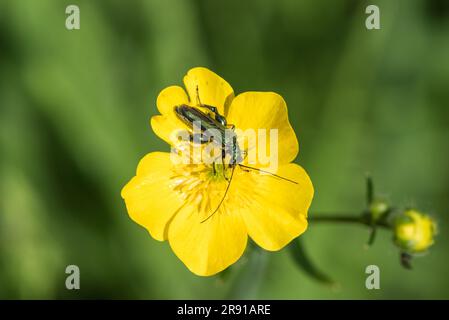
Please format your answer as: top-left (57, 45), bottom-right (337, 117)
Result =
top-left (174, 89), bottom-right (297, 222)
top-left (175, 103), bottom-right (242, 170)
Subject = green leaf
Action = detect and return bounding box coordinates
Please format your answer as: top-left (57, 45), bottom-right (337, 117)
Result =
top-left (288, 239), bottom-right (336, 286)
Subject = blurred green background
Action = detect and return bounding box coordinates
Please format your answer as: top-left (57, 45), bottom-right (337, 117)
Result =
top-left (1, 0), bottom-right (448, 299)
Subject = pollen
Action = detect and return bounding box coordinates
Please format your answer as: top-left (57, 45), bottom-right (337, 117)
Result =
top-left (169, 163), bottom-right (232, 221)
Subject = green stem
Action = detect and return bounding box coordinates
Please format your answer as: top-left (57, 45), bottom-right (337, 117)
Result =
top-left (309, 213), bottom-right (390, 229)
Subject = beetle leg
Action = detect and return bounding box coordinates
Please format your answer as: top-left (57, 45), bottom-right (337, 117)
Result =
top-left (221, 149), bottom-right (230, 181)
top-left (199, 104), bottom-right (217, 114)
top-left (195, 85), bottom-right (202, 106)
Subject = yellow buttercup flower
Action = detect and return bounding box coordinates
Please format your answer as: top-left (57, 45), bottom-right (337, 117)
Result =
top-left (394, 209), bottom-right (436, 253)
top-left (121, 67), bottom-right (314, 276)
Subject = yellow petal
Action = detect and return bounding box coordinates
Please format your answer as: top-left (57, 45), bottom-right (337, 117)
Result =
top-left (152, 86), bottom-right (191, 146)
top-left (183, 67), bottom-right (234, 115)
top-left (156, 85), bottom-right (189, 115)
top-left (168, 204), bottom-right (248, 276)
top-left (394, 210), bottom-right (436, 253)
top-left (121, 152), bottom-right (184, 241)
top-left (233, 163), bottom-right (313, 251)
top-left (227, 92), bottom-right (299, 165)
top-left (150, 114), bottom-right (189, 147)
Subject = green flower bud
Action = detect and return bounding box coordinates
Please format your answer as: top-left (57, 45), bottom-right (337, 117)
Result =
top-left (369, 200), bottom-right (389, 221)
top-left (393, 210), bottom-right (437, 253)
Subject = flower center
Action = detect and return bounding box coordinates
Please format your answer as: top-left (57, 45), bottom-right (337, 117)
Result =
top-left (168, 163), bottom-right (234, 220)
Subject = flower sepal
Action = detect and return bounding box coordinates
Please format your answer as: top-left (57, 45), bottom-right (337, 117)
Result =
top-left (363, 175), bottom-right (392, 246)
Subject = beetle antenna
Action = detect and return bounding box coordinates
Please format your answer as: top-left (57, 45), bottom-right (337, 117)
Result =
top-left (201, 165), bottom-right (236, 223)
top-left (238, 164), bottom-right (298, 184)
top-left (195, 85), bottom-right (202, 106)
